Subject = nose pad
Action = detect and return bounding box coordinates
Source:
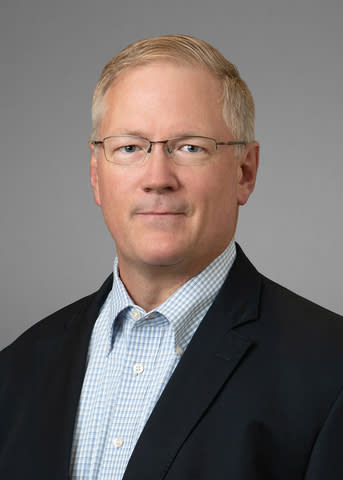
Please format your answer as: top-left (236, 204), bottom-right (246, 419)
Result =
top-left (146, 140), bottom-right (173, 158)
top-left (147, 142), bottom-right (153, 154)
top-left (165, 142), bottom-right (173, 155)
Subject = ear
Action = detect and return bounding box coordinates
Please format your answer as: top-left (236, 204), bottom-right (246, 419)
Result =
top-left (89, 143), bottom-right (102, 207)
top-left (237, 141), bottom-right (259, 206)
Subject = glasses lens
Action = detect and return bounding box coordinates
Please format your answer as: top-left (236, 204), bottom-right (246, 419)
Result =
top-left (169, 137), bottom-right (216, 165)
top-left (104, 136), bottom-right (149, 164)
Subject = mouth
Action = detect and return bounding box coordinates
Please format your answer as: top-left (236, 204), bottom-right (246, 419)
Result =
top-left (134, 211), bottom-right (186, 226)
top-left (133, 201), bottom-right (190, 219)
top-left (137, 211), bottom-right (185, 216)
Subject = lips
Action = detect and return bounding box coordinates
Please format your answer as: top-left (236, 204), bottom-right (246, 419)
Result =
top-left (137, 211), bottom-right (184, 215)
top-left (133, 203), bottom-right (190, 217)
top-left (132, 197), bottom-right (191, 218)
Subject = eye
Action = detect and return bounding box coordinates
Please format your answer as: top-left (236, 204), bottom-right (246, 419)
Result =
top-left (118, 144), bottom-right (142, 154)
top-left (179, 144), bottom-right (204, 154)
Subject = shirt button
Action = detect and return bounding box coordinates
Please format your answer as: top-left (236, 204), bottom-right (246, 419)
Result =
top-left (133, 363), bottom-right (144, 375)
top-left (176, 345), bottom-right (183, 355)
top-left (113, 436), bottom-right (124, 449)
top-left (132, 309), bottom-right (142, 320)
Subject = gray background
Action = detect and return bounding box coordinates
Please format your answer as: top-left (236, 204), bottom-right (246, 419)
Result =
top-left (1, 0), bottom-right (342, 350)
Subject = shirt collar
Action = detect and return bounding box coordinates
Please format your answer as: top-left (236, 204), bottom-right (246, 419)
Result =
top-left (157, 240), bottom-right (236, 348)
top-left (107, 240), bottom-right (236, 350)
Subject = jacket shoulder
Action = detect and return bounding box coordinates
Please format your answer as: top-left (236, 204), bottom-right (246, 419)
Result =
top-left (261, 274), bottom-right (342, 321)
top-left (0, 274), bottom-right (113, 358)
top-left (258, 274), bottom-right (343, 359)
top-left (0, 295), bottom-right (93, 374)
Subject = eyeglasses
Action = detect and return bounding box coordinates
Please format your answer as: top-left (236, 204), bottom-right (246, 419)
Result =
top-left (91, 135), bottom-right (247, 166)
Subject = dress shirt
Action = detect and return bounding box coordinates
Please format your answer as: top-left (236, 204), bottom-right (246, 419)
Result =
top-left (70, 240), bottom-right (236, 479)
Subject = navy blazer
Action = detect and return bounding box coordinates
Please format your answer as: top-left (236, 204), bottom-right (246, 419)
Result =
top-left (1, 245), bottom-right (343, 479)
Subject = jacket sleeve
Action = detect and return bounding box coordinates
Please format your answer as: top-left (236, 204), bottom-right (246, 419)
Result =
top-left (305, 386), bottom-right (343, 479)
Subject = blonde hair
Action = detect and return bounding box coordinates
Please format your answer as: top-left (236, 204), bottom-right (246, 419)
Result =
top-left (90, 34), bottom-right (255, 152)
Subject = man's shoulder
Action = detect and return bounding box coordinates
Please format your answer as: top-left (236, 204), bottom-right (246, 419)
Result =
top-left (257, 274), bottom-right (343, 363)
top-left (261, 273), bottom-right (342, 323)
top-left (0, 296), bottom-right (92, 371)
top-left (1, 274), bottom-right (114, 358)
top-left (230, 246), bottom-right (343, 357)
top-left (233, 244), bottom-right (342, 323)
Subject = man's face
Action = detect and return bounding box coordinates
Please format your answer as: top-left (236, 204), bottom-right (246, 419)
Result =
top-left (90, 62), bottom-right (258, 278)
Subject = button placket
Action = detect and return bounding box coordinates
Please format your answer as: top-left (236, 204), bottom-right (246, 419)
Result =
top-left (113, 436), bottom-right (124, 449)
top-left (133, 363), bottom-right (144, 375)
top-left (176, 345), bottom-right (184, 355)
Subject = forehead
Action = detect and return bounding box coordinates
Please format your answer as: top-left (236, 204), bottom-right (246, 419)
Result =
top-left (108, 58), bottom-right (221, 91)
top-left (100, 61), bottom-right (228, 138)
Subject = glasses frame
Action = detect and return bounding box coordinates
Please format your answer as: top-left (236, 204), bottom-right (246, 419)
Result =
top-left (91, 134), bottom-right (248, 165)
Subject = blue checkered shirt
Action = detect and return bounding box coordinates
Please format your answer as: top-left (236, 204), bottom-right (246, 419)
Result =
top-left (70, 240), bottom-right (236, 479)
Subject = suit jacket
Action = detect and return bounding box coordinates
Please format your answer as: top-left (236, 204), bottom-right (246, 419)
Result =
top-left (1, 245), bottom-right (343, 479)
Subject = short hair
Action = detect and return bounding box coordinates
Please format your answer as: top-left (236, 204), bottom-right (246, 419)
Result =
top-left (90, 34), bottom-right (255, 152)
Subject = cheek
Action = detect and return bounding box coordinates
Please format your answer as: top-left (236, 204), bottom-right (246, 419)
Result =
top-left (200, 172), bottom-right (239, 236)
top-left (206, 169), bottom-right (238, 210)
top-left (97, 171), bottom-right (126, 222)
top-left (97, 165), bottom-right (123, 203)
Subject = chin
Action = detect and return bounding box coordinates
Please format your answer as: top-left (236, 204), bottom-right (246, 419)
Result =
top-left (136, 243), bottom-right (191, 267)
top-left (132, 235), bottom-right (188, 264)
top-left (140, 251), bottom-right (186, 268)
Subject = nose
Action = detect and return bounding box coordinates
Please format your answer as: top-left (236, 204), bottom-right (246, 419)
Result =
top-left (141, 142), bottom-right (180, 193)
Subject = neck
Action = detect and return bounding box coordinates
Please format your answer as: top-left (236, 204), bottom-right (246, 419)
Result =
top-left (117, 256), bottom-right (213, 312)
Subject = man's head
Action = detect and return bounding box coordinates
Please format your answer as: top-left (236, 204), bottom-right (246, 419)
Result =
top-left (89, 35), bottom-right (259, 285)
top-left (90, 34), bottom-right (255, 154)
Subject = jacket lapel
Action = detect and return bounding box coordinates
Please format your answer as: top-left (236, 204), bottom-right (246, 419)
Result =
top-left (123, 245), bottom-right (262, 480)
top-left (28, 275), bottom-right (113, 478)
top-left (56, 276), bottom-right (114, 473)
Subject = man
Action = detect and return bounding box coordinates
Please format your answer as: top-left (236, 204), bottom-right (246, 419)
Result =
top-left (1, 34), bottom-right (343, 479)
